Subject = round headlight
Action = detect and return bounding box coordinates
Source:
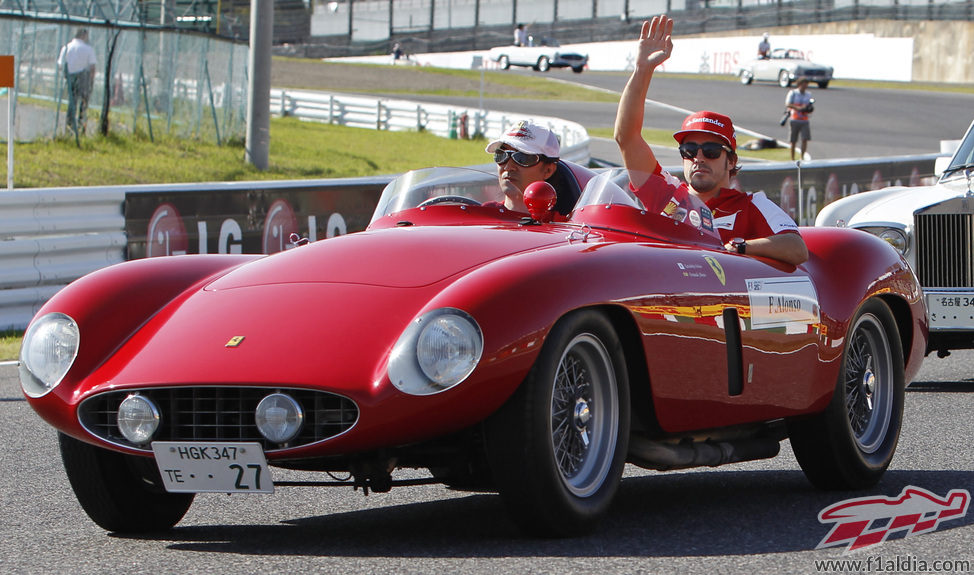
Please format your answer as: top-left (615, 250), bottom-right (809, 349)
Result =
top-left (389, 308), bottom-right (484, 396)
top-left (19, 312), bottom-right (80, 398)
top-left (878, 228), bottom-right (908, 254)
top-left (117, 394), bottom-right (161, 444)
top-left (255, 393), bottom-right (304, 444)
top-left (416, 315), bottom-right (482, 385)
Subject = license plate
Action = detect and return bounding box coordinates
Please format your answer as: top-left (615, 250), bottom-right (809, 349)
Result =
top-left (151, 441), bottom-right (274, 494)
top-left (926, 293), bottom-right (974, 330)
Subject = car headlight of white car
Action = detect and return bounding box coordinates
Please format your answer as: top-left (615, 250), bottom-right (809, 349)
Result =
top-left (860, 226), bottom-right (910, 255)
top-left (388, 308), bottom-right (483, 396)
top-left (19, 312), bottom-right (80, 398)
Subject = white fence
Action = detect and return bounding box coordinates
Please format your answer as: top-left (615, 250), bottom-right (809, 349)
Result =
top-left (270, 88), bottom-right (592, 165)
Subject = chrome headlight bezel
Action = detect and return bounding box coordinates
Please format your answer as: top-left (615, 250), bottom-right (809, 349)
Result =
top-left (860, 225), bottom-right (910, 256)
top-left (19, 312), bottom-right (80, 398)
top-left (388, 308), bottom-right (484, 396)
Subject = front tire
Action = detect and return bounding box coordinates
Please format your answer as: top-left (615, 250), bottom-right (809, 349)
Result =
top-left (59, 433), bottom-right (194, 532)
top-left (498, 55), bottom-right (510, 70)
top-left (818, 80), bottom-right (830, 89)
top-left (485, 310), bottom-right (630, 537)
top-left (739, 70), bottom-right (753, 85)
top-left (787, 299), bottom-right (905, 490)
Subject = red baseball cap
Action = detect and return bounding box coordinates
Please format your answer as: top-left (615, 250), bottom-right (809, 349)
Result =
top-left (673, 111), bottom-right (737, 152)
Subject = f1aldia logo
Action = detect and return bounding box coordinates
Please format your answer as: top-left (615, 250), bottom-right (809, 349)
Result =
top-left (816, 486), bottom-right (969, 553)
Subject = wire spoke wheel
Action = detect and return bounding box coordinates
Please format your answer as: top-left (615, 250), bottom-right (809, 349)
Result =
top-left (787, 299), bottom-right (904, 490)
top-left (485, 310), bottom-right (629, 536)
top-left (550, 334), bottom-right (619, 497)
top-left (843, 313), bottom-right (893, 453)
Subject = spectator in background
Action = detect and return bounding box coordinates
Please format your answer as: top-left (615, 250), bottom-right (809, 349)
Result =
top-left (57, 28), bottom-right (97, 136)
top-left (514, 23), bottom-right (528, 47)
top-left (758, 33), bottom-right (771, 59)
top-left (785, 77), bottom-right (813, 160)
top-left (391, 42), bottom-right (404, 63)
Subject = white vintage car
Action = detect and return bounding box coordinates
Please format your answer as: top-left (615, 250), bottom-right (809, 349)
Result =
top-left (815, 119), bottom-right (974, 358)
top-left (738, 48), bottom-right (833, 88)
top-left (487, 40), bottom-right (588, 73)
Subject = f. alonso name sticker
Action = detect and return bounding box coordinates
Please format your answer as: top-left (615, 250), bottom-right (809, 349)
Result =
top-left (746, 276), bottom-right (820, 330)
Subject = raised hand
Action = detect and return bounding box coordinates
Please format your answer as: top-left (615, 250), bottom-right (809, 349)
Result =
top-left (636, 15), bottom-right (674, 72)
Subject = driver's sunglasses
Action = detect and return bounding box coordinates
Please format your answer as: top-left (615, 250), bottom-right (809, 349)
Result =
top-left (493, 149), bottom-right (544, 167)
top-left (679, 142), bottom-right (732, 160)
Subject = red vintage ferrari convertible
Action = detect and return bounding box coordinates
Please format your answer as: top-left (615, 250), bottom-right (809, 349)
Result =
top-left (20, 166), bottom-right (927, 537)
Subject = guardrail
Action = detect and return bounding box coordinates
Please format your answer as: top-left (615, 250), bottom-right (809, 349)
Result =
top-left (270, 88), bottom-right (591, 166)
top-left (0, 187), bottom-right (127, 331)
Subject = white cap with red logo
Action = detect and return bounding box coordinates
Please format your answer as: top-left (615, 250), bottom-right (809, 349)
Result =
top-left (485, 121), bottom-right (560, 158)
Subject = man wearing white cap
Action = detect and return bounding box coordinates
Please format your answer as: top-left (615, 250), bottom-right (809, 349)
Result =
top-left (614, 15), bottom-right (807, 266)
top-left (485, 121), bottom-right (562, 214)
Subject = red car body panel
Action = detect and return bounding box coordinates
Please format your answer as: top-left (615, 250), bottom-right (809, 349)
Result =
top-left (23, 170), bottom-right (927, 468)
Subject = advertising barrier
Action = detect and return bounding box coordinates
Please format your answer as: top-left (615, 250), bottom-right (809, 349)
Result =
top-left (121, 154), bottom-right (941, 263)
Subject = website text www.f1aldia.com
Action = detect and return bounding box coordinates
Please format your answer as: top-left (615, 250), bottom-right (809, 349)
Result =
top-left (815, 554), bottom-right (972, 573)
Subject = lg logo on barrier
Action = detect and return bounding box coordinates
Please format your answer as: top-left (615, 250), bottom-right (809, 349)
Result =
top-left (146, 200), bottom-right (348, 257)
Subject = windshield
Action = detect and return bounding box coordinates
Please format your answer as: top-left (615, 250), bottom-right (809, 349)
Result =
top-left (941, 121), bottom-right (974, 180)
top-left (571, 168), bottom-right (723, 246)
top-left (370, 167), bottom-right (502, 223)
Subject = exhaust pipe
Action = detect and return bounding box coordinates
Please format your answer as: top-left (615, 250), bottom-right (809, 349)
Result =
top-left (628, 434), bottom-right (781, 471)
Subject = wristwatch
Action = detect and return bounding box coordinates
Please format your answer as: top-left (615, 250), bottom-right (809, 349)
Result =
top-left (731, 237), bottom-right (747, 254)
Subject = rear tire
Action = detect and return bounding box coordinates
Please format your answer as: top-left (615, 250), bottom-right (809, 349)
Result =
top-left (485, 310), bottom-right (630, 537)
top-left (59, 433), bottom-right (194, 532)
top-left (536, 56), bottom-right (550, 72)
top-left (818, 81), bottom-right (830, 89)
top-left (787, 299), bottom-right (905, 490)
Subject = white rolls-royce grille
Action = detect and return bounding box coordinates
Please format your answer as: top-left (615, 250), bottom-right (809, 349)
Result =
top-left (78, 386), bottom-right (359, 452)
top-left (915, 212), bottom-right (974, 288)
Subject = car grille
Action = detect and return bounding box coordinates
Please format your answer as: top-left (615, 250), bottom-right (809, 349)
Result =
top-left (78, 386), bottom-right (359, 453)
top-left (915, 212), bottom-right (974, 288)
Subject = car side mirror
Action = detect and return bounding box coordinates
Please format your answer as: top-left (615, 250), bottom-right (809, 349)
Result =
top-left (523, 181), bottom-right (557, 223)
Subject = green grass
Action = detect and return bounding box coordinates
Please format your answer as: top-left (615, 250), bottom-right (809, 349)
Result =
top-left (1, 332), bottom-right (19, 362)
top-left (0, 117), bottom-right (494, 188)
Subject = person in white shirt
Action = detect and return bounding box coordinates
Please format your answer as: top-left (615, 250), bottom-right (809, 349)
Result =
top-left (57, 29), bottom-right (97, 135)
top-left (758, 33), bottom-right (771, 58)
top-left (514, 23), bottom-right (528, 47)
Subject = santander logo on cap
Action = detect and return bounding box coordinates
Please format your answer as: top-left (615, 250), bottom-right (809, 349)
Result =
top-left (675, 110), bottom-right (737, 151)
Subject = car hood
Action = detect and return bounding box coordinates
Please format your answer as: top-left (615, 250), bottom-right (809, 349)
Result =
top-left (844, 178), bottom-right (972, 228)
top-left (207, 224), bottom-right (569, 290)
top-left (82, 224), bottom-right (570, 391)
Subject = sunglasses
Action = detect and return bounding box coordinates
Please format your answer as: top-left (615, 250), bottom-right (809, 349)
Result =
top-left (679, 142), bottom-right (732, 160)
top-left (493, 149), bottom-right (544, 167)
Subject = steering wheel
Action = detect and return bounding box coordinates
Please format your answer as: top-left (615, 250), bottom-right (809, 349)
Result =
top-left (418, 195), bottom-right (482, 208)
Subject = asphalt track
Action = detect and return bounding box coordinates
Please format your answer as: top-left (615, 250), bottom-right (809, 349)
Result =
top-left (2, 76), bottom-right (974, 574)
top-left (414, 69), bottom-right (974, 165)
top-left (2, 353), bottom-right (973, 574)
